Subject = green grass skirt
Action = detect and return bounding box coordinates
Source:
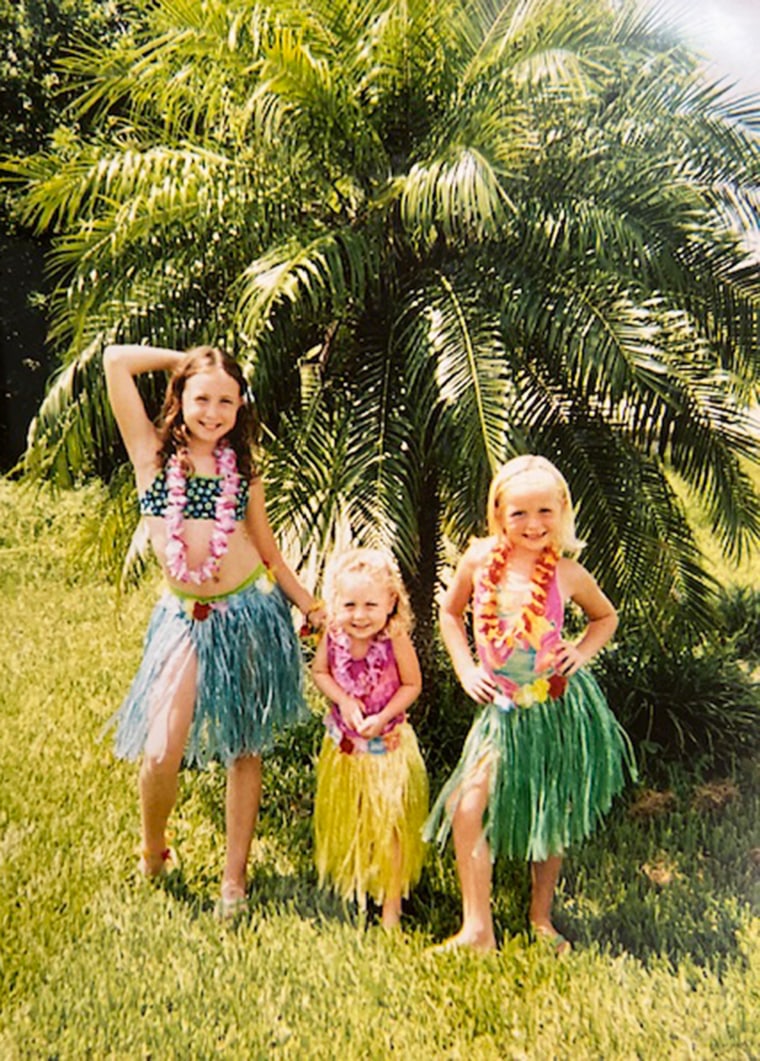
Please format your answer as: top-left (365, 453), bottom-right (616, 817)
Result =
top-left (425, 670), bottom-right (636, 862)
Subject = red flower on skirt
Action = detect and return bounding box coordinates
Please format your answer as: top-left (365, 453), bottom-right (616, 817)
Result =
top-left (339, 734), bottom-right (354, 755)
top-left (192, 601), bottom-right (212, 621)
top-left (548, 672), bottom-right (568, 699)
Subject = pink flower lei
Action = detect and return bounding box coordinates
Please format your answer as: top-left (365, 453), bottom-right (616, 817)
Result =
top-left (164, 443), bottom-right (240, 585)
top-left (329, 627), bottom-right (389, 699)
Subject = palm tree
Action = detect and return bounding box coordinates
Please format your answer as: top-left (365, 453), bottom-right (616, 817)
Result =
top-left (7, 0), bottom-right (759, 669)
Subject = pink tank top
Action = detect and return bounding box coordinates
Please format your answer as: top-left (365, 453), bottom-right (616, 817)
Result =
top-left (474, 562), bottom-right (568, 708)
top-left (326, 629), bottom-right (403, 739)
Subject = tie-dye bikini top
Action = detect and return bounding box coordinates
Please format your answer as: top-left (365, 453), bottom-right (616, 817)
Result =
top-left (473, 547), bottom-right (569, 709)
top-left (139, 470), bottom-right (250, 521)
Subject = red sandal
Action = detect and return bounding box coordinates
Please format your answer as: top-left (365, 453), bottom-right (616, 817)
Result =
top-left (138, 847), bottom-right (177, 880)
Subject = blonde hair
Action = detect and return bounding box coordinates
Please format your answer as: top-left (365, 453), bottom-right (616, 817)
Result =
top-left (487, 455), bottom-right (585, 554)
top-left (323, 547), bottom-right (413, 638)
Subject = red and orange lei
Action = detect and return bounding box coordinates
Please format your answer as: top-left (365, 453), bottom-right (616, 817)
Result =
top-left (474, 540), bottom-right (559, 653)
top-left (474, 540), bottom-right (568, 701)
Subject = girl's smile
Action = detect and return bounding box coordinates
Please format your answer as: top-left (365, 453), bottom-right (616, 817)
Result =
top-left (182, 367), bottom-right (242, 445)
top-left (501, 483), bottom-right (563, 553)
top-left (334, 572), bottom-right (396, 643)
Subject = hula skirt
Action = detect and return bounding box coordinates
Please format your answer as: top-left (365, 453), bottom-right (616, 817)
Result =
top-left (424, 670), bottom-right (636, 863)
top-left (109, 564), bottom-right (307, 767)
top-left (314, 722), bottom-right (429, 907)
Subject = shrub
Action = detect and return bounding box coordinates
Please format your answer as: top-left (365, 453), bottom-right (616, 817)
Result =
top-left (597, 636), bottom-right (760, 774)
top-left (715, 583), bottom-right (760, 663)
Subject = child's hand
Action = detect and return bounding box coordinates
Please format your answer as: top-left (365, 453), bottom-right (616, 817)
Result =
top-left (338, 696), bottom-right (365, 731)
top-left (308, 604), bottom-right (327, 629)
top-left (355, 714), bottom-right (386, 739)
top-left (553, 639), bottom-right (585, 676)
top-left (459, 663), bottom-right (498, 704)
top-left (303, 600), bottom-right (327, 634)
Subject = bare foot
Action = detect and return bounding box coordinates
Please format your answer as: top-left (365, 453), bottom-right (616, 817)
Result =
top-left (138, 847), bottom-right (175, 879)
top-left (215, 880), bottom-right (248, 922)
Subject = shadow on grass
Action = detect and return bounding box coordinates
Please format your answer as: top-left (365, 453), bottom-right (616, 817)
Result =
top-left (154, 745), bottom-right (758, 974)
top-left (126, 829), bottom-right (753, 976)
top-left (556, 783), bottom-right (759, 973)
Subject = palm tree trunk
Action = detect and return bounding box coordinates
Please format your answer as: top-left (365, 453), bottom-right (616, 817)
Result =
top-left (408, 461), bottom-right (439, 720)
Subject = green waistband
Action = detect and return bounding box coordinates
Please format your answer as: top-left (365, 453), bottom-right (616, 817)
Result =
top-left (165, 562), bottom-right (269, 603)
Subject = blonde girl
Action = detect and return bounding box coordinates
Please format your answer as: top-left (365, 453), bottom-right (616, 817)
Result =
top-left (426, 455), bottom-right (635, 953)
top-left (312, 548), bottom-right (429, 929)
top-left (104, 343), bottom-right (324, 918)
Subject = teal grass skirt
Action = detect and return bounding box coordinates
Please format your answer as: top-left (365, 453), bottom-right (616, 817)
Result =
top-left (109, 565), bottom-right (307, 767)
top-left (425, 670), bottom-right (636, 862)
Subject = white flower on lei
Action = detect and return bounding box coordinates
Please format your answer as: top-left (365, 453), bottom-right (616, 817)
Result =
top-left (255, 568), bottom-right (276, 595)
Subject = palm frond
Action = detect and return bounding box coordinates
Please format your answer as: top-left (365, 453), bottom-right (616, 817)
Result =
top-left (261, 386), bottom-right (405, 581)
top-left (508, 379), bottom-right (717, 634)
top-left (12, 142), bottom-right (235, 236)
top-left (237, 227), bottom-right (384, 348)
top-left (254, 23), bottom-right (387, 178)
top-left (8, 0), bottom-right (758, 649)
top-left (66, 463), bottom-right (149, 589)
top-left (397, 145), bottom-right (516, 241)
top-left (498, 269), bottom-right (759, 559)
top-left (344, 327), bottom-right (426, 574)
top-left (24, 339), bottom-right (118, 485)
top-left (398, 272), bottom-right (510, 475)
top-left (460, 0), bottom-right (609, 93)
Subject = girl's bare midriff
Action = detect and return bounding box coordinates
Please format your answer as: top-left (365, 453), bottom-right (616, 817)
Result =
top-left (144, 514), bottom-right (264, 597)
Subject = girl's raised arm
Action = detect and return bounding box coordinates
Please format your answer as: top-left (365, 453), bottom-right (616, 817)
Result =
top-left (103, 344), bottom-right (185, 469)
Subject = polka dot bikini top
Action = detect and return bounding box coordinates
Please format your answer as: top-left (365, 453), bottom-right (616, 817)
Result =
top-left (139, 470), bottom-right (250, 521)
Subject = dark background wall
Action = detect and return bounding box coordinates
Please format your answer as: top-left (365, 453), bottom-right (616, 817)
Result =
top-left (0, 235), bottom-right (53, 471)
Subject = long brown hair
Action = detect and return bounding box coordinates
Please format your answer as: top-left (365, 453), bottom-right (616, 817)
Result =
top-left (158, 346), bottom-right (259, 480)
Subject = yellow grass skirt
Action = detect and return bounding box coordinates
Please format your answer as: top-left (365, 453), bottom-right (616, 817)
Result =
top-left (314, 722), bottom-right (429, 907)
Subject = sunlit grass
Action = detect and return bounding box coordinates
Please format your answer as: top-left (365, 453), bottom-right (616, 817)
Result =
top-left (1, 480), bottom-right (758, 1059)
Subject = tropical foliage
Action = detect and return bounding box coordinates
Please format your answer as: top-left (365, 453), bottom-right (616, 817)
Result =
top-left (5, 0), bottom-right (760, 651)
top-left (0, 0), bottom-right (132, 220)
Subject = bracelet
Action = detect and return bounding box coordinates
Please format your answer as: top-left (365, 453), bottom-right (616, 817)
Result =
top-left (305, 599), bottom-right (325, 620)
top-left (300, 599), bottom-right (326, 645)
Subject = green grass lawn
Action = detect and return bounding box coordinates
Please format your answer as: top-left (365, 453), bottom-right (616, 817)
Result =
top-left (1, 480), bottom-right (758, 1059)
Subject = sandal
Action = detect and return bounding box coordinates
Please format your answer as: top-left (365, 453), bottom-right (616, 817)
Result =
top-left (531, 926), bottom-right (571, 957)
top-left (215, 886), bottom-right (249, 922)
top-left (429, 931), bottom-right (497, 955)
top-left (138, 847), bottom-right (177, 880)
